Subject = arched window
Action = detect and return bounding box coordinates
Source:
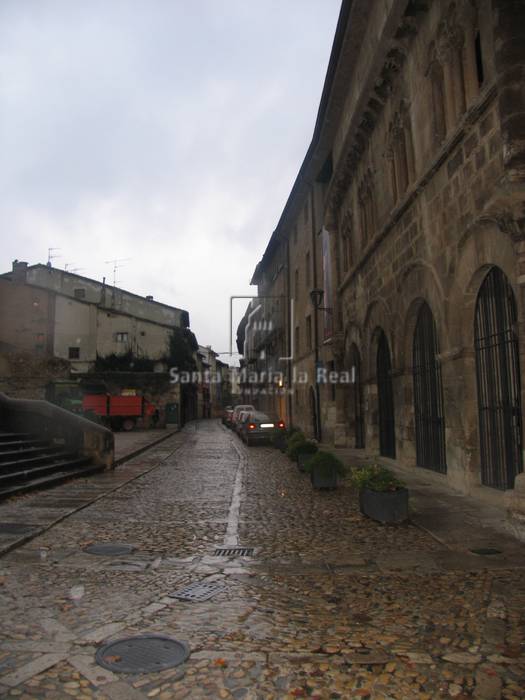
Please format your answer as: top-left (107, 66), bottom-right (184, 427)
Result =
top-left (350, 344), bottom-right (365, 448)
top-left (377, 331), bottom-right (396, 458)
top-left (413, 303), bottom-right (447, 472)
top-left (475, 267), bottom-right (523, 489)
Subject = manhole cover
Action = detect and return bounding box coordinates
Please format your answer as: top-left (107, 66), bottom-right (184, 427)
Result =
top-left (214, 546), bottom-right (254, 557)
top-left (95, 634), bottom-right (190, 673)
top-left (169, 580), bottom-right (226, 602)
top-left (84, 543), bottom-right (136, 556)
top-left (0, 523), bottom-right (38, 535)
top-left (470, 548), bottom-right (502, 556)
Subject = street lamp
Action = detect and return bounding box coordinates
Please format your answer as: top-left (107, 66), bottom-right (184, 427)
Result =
top-left (309, 287), bottom-right (333, 314)
top-left (310, 288), bottom-right (324, 309)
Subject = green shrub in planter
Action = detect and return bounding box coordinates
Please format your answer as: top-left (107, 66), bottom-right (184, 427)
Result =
top-left (295, 440), bottom-right (318, 472)
top-left (272, 426), bottom-right (301, 452)
top-left (351, 465), bottom-right (408, 523)
top-left (304, 450), bottom-right (346, 489)
top-left (351, 464), bottom-right (404, 492)
top-left (285, 432), bottom-right (307, 460)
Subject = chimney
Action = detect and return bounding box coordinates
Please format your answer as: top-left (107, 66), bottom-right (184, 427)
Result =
top-left (145, 295), bottom-right (154, 301)
top-left (12, 260), bottom-right (28, 284)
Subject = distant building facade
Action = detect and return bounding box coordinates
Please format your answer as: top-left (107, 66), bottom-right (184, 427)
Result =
top-left (0, 261), bottom-right (189, 373)
top-left (241, 0), bottom-right (525, 522)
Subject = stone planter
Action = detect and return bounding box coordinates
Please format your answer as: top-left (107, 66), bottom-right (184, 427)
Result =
top-left (274, 434), bottom-right (287, 452)
top-left (359, 487), bottom-right (408, 524)
top-left (310, 466), bottom-right (338, 489)
top-left (297, 452), bottom-right (314, 472)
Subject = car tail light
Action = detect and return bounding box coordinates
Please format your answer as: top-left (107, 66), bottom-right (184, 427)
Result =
top-left (248, 423), bottom-right (256, 430)
top-left (277, 420), bottom-right (285, 429)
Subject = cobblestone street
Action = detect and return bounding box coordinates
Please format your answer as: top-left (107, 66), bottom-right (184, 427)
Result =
top-left (0, 420), bottom-right (524, 699)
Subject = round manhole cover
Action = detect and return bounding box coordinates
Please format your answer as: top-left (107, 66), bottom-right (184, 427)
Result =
top-left (84, 543), bottom-right (136, 556)
top-left (95, 635), bottom-right (190, 673)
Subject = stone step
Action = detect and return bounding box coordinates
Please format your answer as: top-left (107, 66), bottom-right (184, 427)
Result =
top-left (0, 439), bottom-right (49, 452)
top-left (0, 450), bottom-right (79, 474)
top-left (0, 445), bottom-right (59, 461)
top-left (0, 432), bottom-right (33, 442)
top-left (0, 463), bottom-right (104, 501)
top-left (0, 456), bottom-right (92, 488)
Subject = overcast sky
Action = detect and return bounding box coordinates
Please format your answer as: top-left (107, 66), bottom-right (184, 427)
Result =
top-left (0, 0), bottom-right (341, 359)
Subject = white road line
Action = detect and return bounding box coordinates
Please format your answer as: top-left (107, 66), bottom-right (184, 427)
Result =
top-left (224, 441), bottom-right (245, 547)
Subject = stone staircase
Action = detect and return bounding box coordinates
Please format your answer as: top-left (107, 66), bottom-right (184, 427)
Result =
top-left (0, 430), bottom-right (104, 500)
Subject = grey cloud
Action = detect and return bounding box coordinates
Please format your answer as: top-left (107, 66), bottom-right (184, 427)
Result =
top-left (0, 0), bottom-right (341, 352)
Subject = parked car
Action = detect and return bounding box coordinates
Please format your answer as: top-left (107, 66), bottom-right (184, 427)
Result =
top-left (230, 404), bottom-right (255, 431)
top-left (238, 411), bottom-right (286, 446)
top-left (234, 410), bottom-right (252, 434)
top-left (222, 406), bottom-right (234, 427)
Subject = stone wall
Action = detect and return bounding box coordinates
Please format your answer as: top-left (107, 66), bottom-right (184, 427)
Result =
top-left (247, 0), bottom-right (525, 514)
top-left (0, 353), bottom-right (71, 400)
top-left (326, 0), bottom-right (525, 500)
top-left (0, 278), bottom-right (54, 356)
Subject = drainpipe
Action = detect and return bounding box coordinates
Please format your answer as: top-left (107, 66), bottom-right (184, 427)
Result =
top-left (284, 236), bottom-right (293, 428)
top-left (310, 185), bottom-right (322, 442)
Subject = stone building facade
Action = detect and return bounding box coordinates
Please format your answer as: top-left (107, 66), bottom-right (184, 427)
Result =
top-left (0, 261), bottom-right (189, 373)
top-left (0, 261), bottom-right (191, 415)
top-left (246, 0), bottom-right (525, 515)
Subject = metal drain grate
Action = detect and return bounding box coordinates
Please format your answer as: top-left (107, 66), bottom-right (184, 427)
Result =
top-left (95, 634), bottom-right (190, 673)
top-left (84, 543), bottom-right (136, 556)
top-left (0, 523), bottom-right (38, 535)
top-left (214, 546), bottom-right (254, 557)
top-left (169, 580), bottom-right (226, 602)
top-left (470, 547), bottom-right (502, 556)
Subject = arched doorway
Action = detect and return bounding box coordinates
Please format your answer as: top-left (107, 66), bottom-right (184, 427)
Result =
top-left (413, 302), bottom-right (447, 472)
top-left (474, 266), bottom-right (523, 489)
top-left (377, 330), bottom-right (396, 458)
top-left (350, 344), bottom-right (365, 448)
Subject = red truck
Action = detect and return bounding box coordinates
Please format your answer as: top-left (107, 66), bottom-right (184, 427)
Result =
top-left (82, 394), bottom-right (158, 431)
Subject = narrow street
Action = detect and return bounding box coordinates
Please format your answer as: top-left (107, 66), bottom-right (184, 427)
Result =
top-left (0, 421), bottom-right (524, 699)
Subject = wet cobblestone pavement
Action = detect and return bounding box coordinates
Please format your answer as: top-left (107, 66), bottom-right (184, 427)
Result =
top-left (0, 420), bottom-right (524, 699)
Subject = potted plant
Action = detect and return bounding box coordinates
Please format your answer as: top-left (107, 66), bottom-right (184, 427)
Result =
top-left (273, 426), bottom-right (300, 452)
top-left (285, 431), bottom-right (306, 461)
top-left (304, 451), bottom-right (346, 489)
top-left (295, 440), bottom-right (318, 472)
top-left (351, 465), bottom-right (408, 524)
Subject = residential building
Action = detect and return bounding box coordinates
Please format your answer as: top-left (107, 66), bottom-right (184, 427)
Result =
top-left (197, 345), bottom-right (230, 418)
top-left (0, 261), bottom-right (189, 373)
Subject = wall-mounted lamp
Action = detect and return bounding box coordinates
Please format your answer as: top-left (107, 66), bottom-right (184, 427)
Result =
top-left (309, 288), bottom-right (333, 314)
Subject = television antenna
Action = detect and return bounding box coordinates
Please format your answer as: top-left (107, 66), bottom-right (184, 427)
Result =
top-left (64, 262), bottom-right (85, 274)
top-left (47, 247), bottom-right (61, 266)
top-left (104, 258), bottom-right (132, 287)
